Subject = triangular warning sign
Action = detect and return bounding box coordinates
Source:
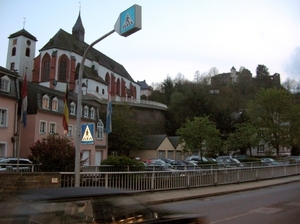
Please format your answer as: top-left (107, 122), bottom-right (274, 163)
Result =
top-left (122, 13), bottom-right (134, 29)
top-left (82, 125), bottom-right (93, 141)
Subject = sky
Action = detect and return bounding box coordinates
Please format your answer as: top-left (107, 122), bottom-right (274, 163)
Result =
top-left (0, 0), bottom-right (299, 86)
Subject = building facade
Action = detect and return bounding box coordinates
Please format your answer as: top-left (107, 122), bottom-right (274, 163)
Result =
top-left (2, 11), bottom-right (147, 165)
top-left (0, 67), bottom-right (19, 157)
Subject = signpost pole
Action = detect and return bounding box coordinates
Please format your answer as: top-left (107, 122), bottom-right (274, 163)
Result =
top-left (75, 30), bottom-right (115, 187)
top-left (74, 4), bottom-right (141, 187)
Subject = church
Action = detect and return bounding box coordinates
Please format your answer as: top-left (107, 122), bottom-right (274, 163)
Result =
top-left (2, 11), bottom-right (143, 165)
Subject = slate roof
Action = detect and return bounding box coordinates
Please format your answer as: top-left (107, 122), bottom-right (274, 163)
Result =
top-left (142, 135), bottom-right (167, 149)
top-left (137, 80), bottom-right (152, 90)
top-left (72, 12), bottom-right (85, 33)
top-left (40, 29), bottom-right (134, 82)
top-left (168, 136), bottom-right (180, 148)
top-left (20, 80), bottom-right (101, 116)
top-left (75, 64), bottom-right (106, 84)
top-left (8, 29), bottom-right (37, 41)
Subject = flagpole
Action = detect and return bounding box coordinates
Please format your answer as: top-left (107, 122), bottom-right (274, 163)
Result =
top-left (74, 30), bottom-right (115, 187)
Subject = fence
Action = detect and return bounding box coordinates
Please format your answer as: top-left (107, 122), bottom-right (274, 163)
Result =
top-left (61, 163), bottom-right (300, 192)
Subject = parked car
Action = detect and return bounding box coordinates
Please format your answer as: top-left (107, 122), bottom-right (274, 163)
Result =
top-left (171, 160), bottom-right (200, 170)
top-left (185, 156), bottom-right (208, 162)
top-left (161, 158), bottom-right (175, 164)
top-left (288, 156), bottom-right (300, 164)
top-left (222, 158), bottom-right (244, 168)
top-left (233, 154), bottom-right (249, 161)
top-left (204, 157), bottom-right (216, 162)
top-left (145, 160), bottom-right (175, 171)
top-left (0, 187), bottom-right (208, 223)
top-left (261, 158), bottom-right (280, 166)
top-left (0, 157), bottom-right (32, 172)
top-left (215, 156), bottom-right (232, 162)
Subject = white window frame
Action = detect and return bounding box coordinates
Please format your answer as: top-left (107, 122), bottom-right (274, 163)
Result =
top-left (68, 125), bottom-right (73, 137)
top-left (39, 120), bottom-right (47, 134)
top-left (52, 97), bottom-right (58, 111)
top-left (0, 108), bottom-right (8, 127)
top-left (42, 95), bottom-right (49, 109)
top-left (0, 76), bottom-right (11, 92)
top-left (49, 122), bottom-right (56, 134)
top-left (70, 102), bottom-right (76, 115)
top-left (90, 107), bottom-right (95, 119)
top-left (83, 105), bottom-right (89, 118)
top-left (96, 120), bottom-right (104, 140)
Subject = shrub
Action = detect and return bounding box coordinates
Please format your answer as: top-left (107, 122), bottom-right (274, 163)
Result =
top-left (101, 156), bottom-right (145, 171)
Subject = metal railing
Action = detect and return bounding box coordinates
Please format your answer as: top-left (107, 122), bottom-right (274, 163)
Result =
top-left (61, 163), bottom-right (300, 191)
top-left (0, 164), bottom-right (40, 173)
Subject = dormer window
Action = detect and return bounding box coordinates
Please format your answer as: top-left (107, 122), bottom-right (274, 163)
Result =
top-left (90, 107), bottom-right (95, 119)
top-left (83, 106), bottom-right (89, 117)
top-left (52, 97), bottom-right (58, 111)
top-left (0, 75), bottom-right (11, 93)
top-left (70, 102), bottom-right (76, 115)
top-left (42, 95), bottom-right (50, 109)
top-left (97, 120), bottom-right (104, 140)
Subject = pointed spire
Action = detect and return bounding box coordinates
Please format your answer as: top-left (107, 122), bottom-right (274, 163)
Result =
top-left (72, 11), bottom-right (85, 42)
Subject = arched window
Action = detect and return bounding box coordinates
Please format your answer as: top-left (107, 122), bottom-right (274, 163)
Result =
top-left (12, 47), bottom-right (16, 56)
top-left (42, 54), bottom-right (50, 82)
top-left (116, 78), bottom-right (121, 96)
top-left (25, 47), bottom-right (30, 57)
top-left (0, 75), bottom-right (11, 92)
top-left (70, 102), bottom-right (76, 115)
top-left (52, 97), bottom-right (58, 111)
top-left (90, 107), bottom-right (95, 119)
top-left (59, 55), bottom-right (68, 81)
top-left (42, 95), bottom-right (50, 109)
top-left (83, 106), bottom-right (89, 117)
top-left (97, 120), bottom-right (104, 140)
top-left (96, 86), bottom-right (99, 93)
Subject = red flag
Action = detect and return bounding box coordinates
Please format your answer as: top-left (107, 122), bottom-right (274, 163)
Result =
top-left (62, 85), bottom-right (69, 132)
top-left (21, 74), bottom-right (28, 128)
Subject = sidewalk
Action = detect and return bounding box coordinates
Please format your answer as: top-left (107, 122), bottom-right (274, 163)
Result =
top-left (134, 175), bottom-right (300, 204)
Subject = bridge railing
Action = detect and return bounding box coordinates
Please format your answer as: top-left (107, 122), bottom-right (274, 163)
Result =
top-left (60, 163), bottom-right (300, 191)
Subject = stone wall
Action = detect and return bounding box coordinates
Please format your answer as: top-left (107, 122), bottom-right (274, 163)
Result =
top-left (0, 173), bottom-right (61, 193)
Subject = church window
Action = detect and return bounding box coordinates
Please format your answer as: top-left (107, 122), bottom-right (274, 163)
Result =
top-left (42, 54), bottom-right (50, 82)
top-left (25, 47), bottom-right (30, 57)
top-left (12, 47), bottom-right (16, 56)
top-left (59, 55), bottom-right (68, 81)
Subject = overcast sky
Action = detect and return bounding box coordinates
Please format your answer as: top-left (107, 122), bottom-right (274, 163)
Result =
top-left (0, 0), bottom-right (299, 85)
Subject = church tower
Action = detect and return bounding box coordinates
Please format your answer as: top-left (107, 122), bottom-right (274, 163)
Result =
top-left (6, 29), bottom-right (37, 81)
top-left (72, 12), bottom-right (85, 42)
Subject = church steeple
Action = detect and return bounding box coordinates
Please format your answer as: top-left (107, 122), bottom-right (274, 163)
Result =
top-left (72, 11), bottom-right (85, 42)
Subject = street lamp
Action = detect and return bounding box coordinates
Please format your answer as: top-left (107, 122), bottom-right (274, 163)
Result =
top-left (74, 5), bottom-right (141, 187)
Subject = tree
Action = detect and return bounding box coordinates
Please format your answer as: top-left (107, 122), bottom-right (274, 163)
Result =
top-left (161, 76), bottom-right (174, 105)
top-left (176, 116), bottom-right (221, 159)
top-left (246, 88), bottom-right (300, 156)
top-left (256, 64), bottom-right (270, 78)
top-left (29, 134), bottom-right (77, 172)
top-left (108, 104), bottom-right (143, 156)
top-left (227, 122), bottom-right (259, 156)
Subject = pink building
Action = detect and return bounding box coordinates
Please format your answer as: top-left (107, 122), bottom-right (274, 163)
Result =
top-left (0, 67), bottom-right (19, 157)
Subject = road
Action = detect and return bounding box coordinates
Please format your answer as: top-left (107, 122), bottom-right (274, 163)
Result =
top-left (150, 181), bottom-right (300, 224)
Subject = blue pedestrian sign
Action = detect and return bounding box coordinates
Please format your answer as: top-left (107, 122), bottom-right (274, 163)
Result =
top-left (81, 123), bottom-right (94, 144)
top-left (114, 4), bottom-right (142, 37)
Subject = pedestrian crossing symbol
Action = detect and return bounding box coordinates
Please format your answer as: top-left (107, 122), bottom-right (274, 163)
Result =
top-left (81, 123), bottom-right (94, 144)
top-left (122, 13), bottom-right (134, 30)
top-left (114, 4), bottom-right (141, 37)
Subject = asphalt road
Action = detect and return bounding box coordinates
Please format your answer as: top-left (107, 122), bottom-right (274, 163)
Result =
top-left (150, 181), bottom-right (300, 224)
